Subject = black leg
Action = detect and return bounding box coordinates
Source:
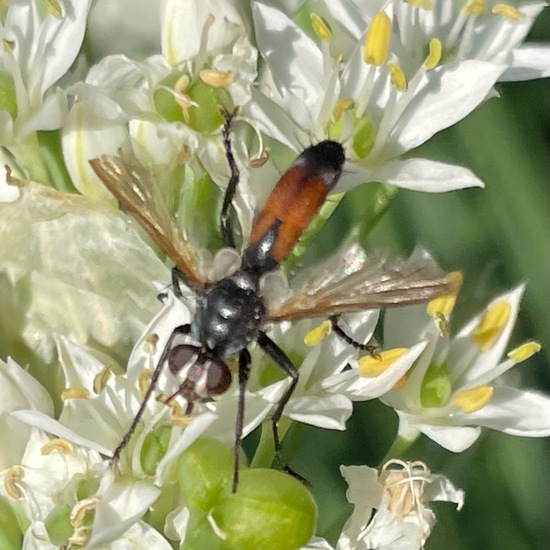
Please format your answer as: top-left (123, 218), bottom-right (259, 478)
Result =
top-left (329, 315), bottom-right (378, 355)
top-left (111, 324), bottom-right (191, 464)
top-left (220, 109), bottom-right (239, 249)
top-left (232, 348), bottom-right (251, 493)
top-left (256, 331), bottom-right (298, 462)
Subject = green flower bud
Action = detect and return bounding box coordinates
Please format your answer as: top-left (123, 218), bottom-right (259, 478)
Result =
top-left (45, 504), bottom-right (73, 547)
top-left (141, 424), bottom-right (172, 476)
top-left (178, 438), bottom-right (240, 511)
top-left (421, 363), bottom-right (452, 408)
top-left (211, 468), bottom-right (317, 550)
top-left (0, 497), bottom-right (23, 550)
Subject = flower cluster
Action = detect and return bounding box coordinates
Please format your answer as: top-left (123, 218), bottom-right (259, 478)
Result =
top-left (0, 1), bottom-right (549, 549)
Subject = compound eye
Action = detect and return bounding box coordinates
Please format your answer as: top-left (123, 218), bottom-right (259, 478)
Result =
top-left (206, 358), bottom-right (232, 395)
top-left (168, 345), bottom-right (198, 375)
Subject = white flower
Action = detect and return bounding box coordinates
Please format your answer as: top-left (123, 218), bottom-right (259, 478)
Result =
top-left (247, 1), bottom-right (506, 193)
top-left (0, 180), bottom-right (167, 397)
top-left (62, 0), bottom-right (259, 212)
top-left (303, 460), bottom-right (464, 550)
top-left (381, 283), bottom-right (550, 451)
top-left (0, 0), bottom-right (91, 145)
top-left (254, 309), bottom-right (425, 433)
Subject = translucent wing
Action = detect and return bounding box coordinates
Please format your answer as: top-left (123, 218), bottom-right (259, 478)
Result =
top-left (90, 154), bottom-right (208, 291)
top-left (265, 244), bottom-right (456, 322)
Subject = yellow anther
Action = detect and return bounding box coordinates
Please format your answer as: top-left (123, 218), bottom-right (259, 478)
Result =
top-left (304, 320), bottom-right (332, 346)
top-left (61, 387), bottom-right (90, 400)
top-left (427, 271), bottom-right (463, 319)
top-left (425, 38), bottom-right (442, 70)
top-left (359, 348), bottom-right (408, 377)
top-left (388, 63), bottom-right (408, 92)
top-left (462, 0), bottom-right (485, 17)
top-left (471, 301), bottom-right (511, 350)
top-left (363, 12), bottom-right (392, 66)
top-left (139, 369), bottom-right (153, 397)
top-left (4, 466), bottom-right (23, 499)
top-left (492, 4), bottom-right (524, 21)
top-left (508, 341), bottom-right (541, 363)
top-left (406, 0), bottom-right (433, 8)
top-left (143, 335), bottom-right (159, 357)
top-left (434, 312), bottom-right (450, 338)
top-left (70, 497), bottom-right (99, 527)
top-left (41, 438), bottom-right (74, 456)
top-left (310, 13), bottom-right (333, 41)
top-left (174, 74), bottom-right (190, 94)
top-left (452, 385), bottom-right (493, 413)
top-left (248, 149), bottom-right (270, 168)
top-left (333, 98), bottom-right (355, 120)
top-left (199, 69), bottom-right (235, 88)
top-left (93, 366), bottom-right (111, 394)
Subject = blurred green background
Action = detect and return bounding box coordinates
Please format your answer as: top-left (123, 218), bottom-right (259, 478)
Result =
top-left (286, 11), bottom-right (550, 550)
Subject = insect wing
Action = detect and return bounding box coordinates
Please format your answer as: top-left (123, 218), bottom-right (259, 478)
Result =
top-left (90, 154), bottom-right (207, 291)
top-left (265, 244), bottom-right (456, 322)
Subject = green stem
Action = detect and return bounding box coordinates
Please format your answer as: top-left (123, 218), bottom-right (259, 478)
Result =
top-left (37, 130), bottom-right (77, 193)
top-left (250, 417), bottom-right (293, 469)
top-left (379, 434), bottom-right (418, 467)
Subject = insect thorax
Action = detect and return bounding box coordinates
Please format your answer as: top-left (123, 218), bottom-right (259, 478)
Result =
top-left (193, 272), bottom-right (265, 357)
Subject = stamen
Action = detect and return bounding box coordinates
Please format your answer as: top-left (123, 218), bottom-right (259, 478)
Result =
top-left (462, 0), bottom-right (485, 17)
top-left (393, 374), bottom-right (408, 390)
top-left (363, 12), bottom-right (392, 66)
top-left (427, 271), bottom-right (463, 319)
top-left (304, 320), bottom-right (332, 346)
top-left (406, 0), bottom-right (433, 8)
top-left (388, 63), bottom-right (408, 92)
top-left (93, 366), bottom-right (111, 394)
top-left (310, 13), bottom-right (333, 41)
top-left (4, 466), bottom-right (23, 499)
top-left (139, 369), bottom-right (153, 397)
top-left (41, 438), bottom-right (74, 456)
top-left (248, 148), bottom-right (269, 168)
top-left (508, 341), bottom-right (541, 363)
top-left (359, 348), bottom-right (407, 377)
top-left (199, 69), bottom-right (235, 88)
top-left (452, 385), bottom-right (493, 413)
top-left (492, 3), bottom-right (524, 21)
top-left (425, 38), bottom-right (442, 70)
top-left (61, 387), bottom-right (90, 400)
top-left (471, 301), bottom-right (511, 350)
top-left (332, 98), bottom-right (355, 120)
top-left (143, 332), bottom-right (159, 354)
top-left (70, 497), bottom-right (99, 527)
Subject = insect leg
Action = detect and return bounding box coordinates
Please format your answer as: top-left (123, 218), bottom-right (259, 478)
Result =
top-left (111, 324), bottom-right (192, 464)
top-left (329, 315), bottom-right (378, 355)
top-left (256, 331), bottom-right (298, 461)
top-left (220, 108), bottom-right (239, 249)
top-left (232, 348), bottom-right (251, 493)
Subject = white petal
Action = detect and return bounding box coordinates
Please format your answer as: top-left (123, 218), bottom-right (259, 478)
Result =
top-left (424, 474), bottom-right (465, 510)
top-left (452, 285), bottom-right (525, 383)
top-left (322, 342), bottom-right (427, 400)
top-left (390, 61), bottom-right (506, 154)
top-left (39, 0), bottom-right (92, 93)
top-left (371, 158), bottom-right (485, 192)
top-left (19, 89), bottom-right (67, 135)
top-left (466, 386), bottom-right (550, 437)
top-left (501, 44), bottom-right (550, 81)
top-left (89, 476), bottom-right (161, 547)
top-left (416, 423), bottom-right (481, 452)
top-left (0, 358), bottom-right (53, 468)
top-left (62, 100), bottom-right (128, 201)
top-left (108, 521), bottom-right (173, 549)
top-left (252, 3), bottom-right (324, 116)
top-left (10, 409), bottom-right (112, 455)
top-left (285, 394), bottom-right (352, 430)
